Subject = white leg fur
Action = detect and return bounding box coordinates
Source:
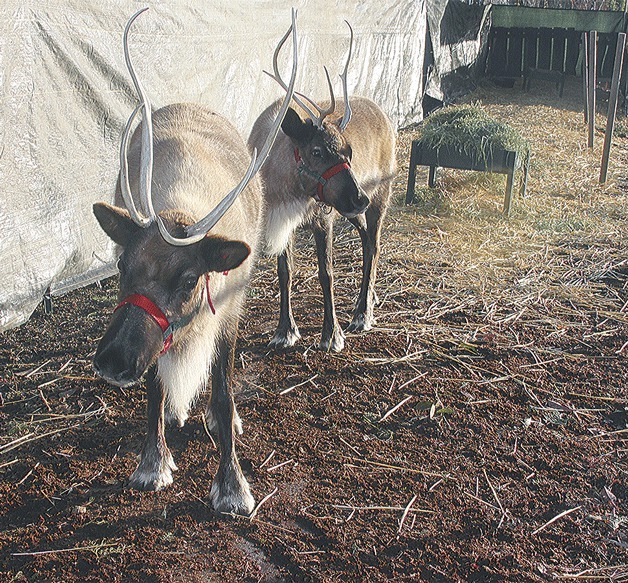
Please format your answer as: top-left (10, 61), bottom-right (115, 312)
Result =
top-left (205, 402), bottom-right (244, 435)
top-left (128, 448), bottom-right (178, 492)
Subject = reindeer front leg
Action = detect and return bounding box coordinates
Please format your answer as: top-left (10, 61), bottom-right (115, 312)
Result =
top-left (127, 365), bottom-right (177, 491)
top-left (313, 214), bottom-right (345, 352)
top-left (209, 322), bottom-right (255, 516)
top-left (269, 236), bottom-right (301, 348)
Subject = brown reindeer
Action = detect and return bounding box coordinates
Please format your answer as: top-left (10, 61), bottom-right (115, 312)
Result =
top-left (248, 22), bottom-right (396, 352)
top-left (92, 8), bottom-right (298, 515)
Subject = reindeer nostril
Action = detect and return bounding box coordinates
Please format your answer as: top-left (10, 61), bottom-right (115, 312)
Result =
top-left (93, 344), bottom-right (141, 386)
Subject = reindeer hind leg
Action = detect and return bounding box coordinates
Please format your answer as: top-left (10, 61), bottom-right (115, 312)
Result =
top-left (347, 184), bottom-right (390, 333)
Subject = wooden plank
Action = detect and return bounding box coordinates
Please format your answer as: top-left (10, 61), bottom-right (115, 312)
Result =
top-left (600, 32), bottom-right (626, 184)
top-left (538, 28), bottom-right (552, 69)
top-left (405, 142), bottom-right (521, 215)
top-left (488, 28), bottom-right (509, 75)
top-left (507, 28), bottom-right (524, 76)
top-left (552, 29), bottom-right (566, 72)
top-left (565, 29), bottom-right (581, 75)
top-left (588, 30), bottom-right (597, 149)
top-left (582, 32), bottom-right (589, 124)
top-left (523, 28), bottom-right (539, 71)
top-left (405, 141), bottom-right (420, 204)
top-left (598, 34), bottom-right (613, 77)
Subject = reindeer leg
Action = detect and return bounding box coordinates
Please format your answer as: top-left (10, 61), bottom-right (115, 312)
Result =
top-left (313, 213), bottom-right (345, 352)
top-left (269, 236), bottom-right (301, 348)
top-left (127, 365), bottom-right (177, 491)
top-left (209, 321), bottom-right (255, 516)
top-left (347, 188), bottom-right (389, 333)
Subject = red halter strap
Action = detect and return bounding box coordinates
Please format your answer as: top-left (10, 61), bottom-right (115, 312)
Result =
top-left (113, 273), bottom-right (226, 355)
top-left (293, 148), bottom-right (351, 203)
top-left (114, 294), bottom-right (174, 354)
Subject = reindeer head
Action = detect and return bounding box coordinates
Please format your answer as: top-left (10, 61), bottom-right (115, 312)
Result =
top-left (92, 205), bottom-right (250, 386)
top-left (281, 107), bottom-right (368, 217)
top-left (92, 8), bottom-right (298, 386)
top-left (266, 20), bottom-right (368, 218)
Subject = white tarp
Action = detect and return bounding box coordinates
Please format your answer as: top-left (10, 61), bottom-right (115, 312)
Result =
top-left (0, 0), bottom-right (426, 331)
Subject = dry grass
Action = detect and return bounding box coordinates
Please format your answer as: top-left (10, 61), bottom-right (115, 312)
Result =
top-left (270, 76), bottom-right (628, 361)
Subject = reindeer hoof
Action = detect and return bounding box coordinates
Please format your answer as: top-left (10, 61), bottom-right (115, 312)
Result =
top-left (346, 313), bottom-right (374, 333)
top-left (210, 476), bottom-right (255, 517)
top-left (268, 327), bottom-right (301, 349)
top-left (127, 452), bottom-right (177, 491)
top-left (320, 327), bottom-right (345, 352)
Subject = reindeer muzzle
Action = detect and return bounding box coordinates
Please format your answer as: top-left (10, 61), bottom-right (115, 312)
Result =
top-left (294, 148), bottom-right (351, 205)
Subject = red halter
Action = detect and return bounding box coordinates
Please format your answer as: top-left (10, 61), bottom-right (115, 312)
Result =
top-left (114, 274), bottom-right (223, 355)
top-left (293, 148), bottom-right (351, 203)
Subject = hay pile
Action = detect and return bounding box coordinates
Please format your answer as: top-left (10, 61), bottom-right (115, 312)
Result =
top-left (415, 103), bottom-right (530, 162)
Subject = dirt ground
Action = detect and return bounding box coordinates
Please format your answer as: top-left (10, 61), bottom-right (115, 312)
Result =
top-left (1, 79), bottom-right (627, 582)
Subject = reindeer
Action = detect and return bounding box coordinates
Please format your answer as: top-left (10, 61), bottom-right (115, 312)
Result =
top-left (248, 22), bottom-right (396, 352)
top-left (91, 9), bottom-right (298, 515)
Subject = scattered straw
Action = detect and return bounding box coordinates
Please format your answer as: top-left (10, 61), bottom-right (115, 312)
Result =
top-left (0, 425), bottom-right (80, 455)
top-left (12, 540), bottom-right (124, 557)
top-left (379, 395), bottom-right (413, 422)
top-left (249, 487), bottom-right (278, 521)
top-left (398, 494), bottom-right (419, 533)
top-left (266, 459), bottom-right (294, 473)
top-left (532, 506), bottom-right (582, 535)
top-left (279, 373), bottom-right (319, 395)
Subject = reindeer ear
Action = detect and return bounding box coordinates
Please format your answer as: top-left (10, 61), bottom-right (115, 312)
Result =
top-left (198, 236), bottom-right (251, 273)
top-left (93, 203), bottom-right (141, 247)
top-left (281, 107), bottom-right (316, 144)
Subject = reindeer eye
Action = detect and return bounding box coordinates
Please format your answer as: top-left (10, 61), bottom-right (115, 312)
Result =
top-left (312, 147), bottom-right (323, 158)
top-left (181, 276), bottom-right (198, 294)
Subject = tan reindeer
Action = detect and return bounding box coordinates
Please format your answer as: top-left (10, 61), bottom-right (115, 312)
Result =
top-left (248, 22), bottom-right (396, 352)
top-left (92, 8), bottom-right (298, 515)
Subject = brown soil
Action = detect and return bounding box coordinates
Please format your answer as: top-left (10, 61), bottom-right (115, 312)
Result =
top-left (1, 79), bottom-right (627, 582)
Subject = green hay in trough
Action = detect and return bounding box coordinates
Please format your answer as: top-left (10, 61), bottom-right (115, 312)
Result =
top-left (418, 103), bottom-right (530, 162)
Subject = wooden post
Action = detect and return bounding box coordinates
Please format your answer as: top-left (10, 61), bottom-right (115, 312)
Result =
top-left (405, 141), bottom-right (419, 204)
top-left (503, 153), bottom-right (516, 217)
top-left (582, 32), bottom-right (589, 124)
top-left (600, 32), bottom-right (626, 184)
top-left (588, 31), bottom-right (597, 149)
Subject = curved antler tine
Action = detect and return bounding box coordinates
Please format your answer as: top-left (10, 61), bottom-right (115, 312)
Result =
top-left (293, 66), bottom-right (335, 127)
top-left (123, 7), bottom-right (156, 222)
top-left (339, 20), bottom-right (354, 132)
top-left (318, 66), bottom-right (336, 124)
top-left (263, 12), bottom-right (319, 125)
top-left (159, 8), bottom-right (300, 246)
top-left (119, 103), bottom-right (151, 227)
top-left (252, 9), bottom-right (299, 171)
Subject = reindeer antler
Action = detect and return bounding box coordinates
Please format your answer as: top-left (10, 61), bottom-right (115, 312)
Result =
top-left (156, 8), bottom-right (300, 246)
top-left (265, 18), bottom-right (354, 131)
top-left (263, 20), bottom-right (334, 127)
top-left (119, 8), bottom-right (299, 246)
top-left (120, 7), bottom-right (155, 227)
top-left (338, 21), bottom-right (354, 132)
